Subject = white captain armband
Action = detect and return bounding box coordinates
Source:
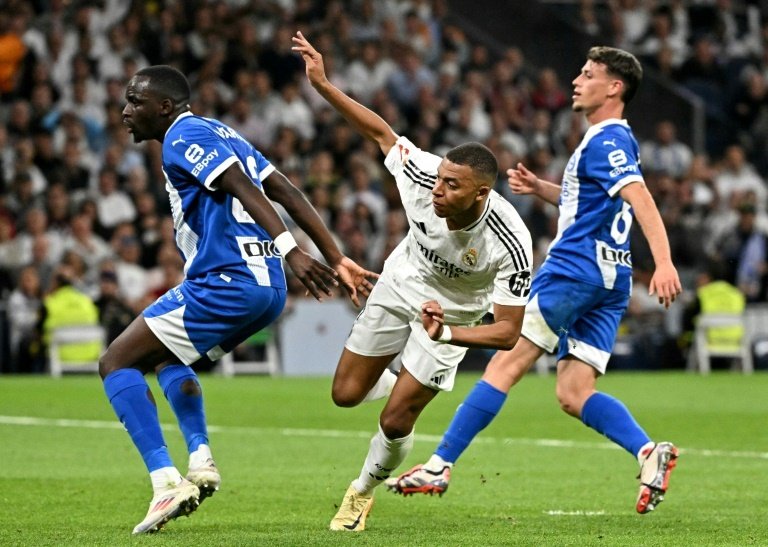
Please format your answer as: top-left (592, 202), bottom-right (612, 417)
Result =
top-left (274, 231), bottom-right (298, 256)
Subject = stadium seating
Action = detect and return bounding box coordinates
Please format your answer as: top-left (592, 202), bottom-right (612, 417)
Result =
top-left (687, 313), bottom-right (753, 374)
top-left (216, 328), bottom-right (280, 377)
top-left (48, 325), bottom-right (106, 377)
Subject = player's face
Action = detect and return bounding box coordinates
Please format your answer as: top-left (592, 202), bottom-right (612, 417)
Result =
top-left (123, 76), bottom-right (162, 143)
top-left (571, 60), bottom-right (618, 114)
top-left (433, 159), bottom-right (488, 227)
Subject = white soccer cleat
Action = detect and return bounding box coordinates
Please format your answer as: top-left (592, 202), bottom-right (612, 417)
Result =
top-left (636, 442), bottom-right (679, 514)
top-left (132, 479), bottom-right (200, 534)
top-left (385, 464), bottom-right (451, 496)
top-left (329, 483), bottom-right (374, 532)
top-left (186, 458), bottom-right (221, 504)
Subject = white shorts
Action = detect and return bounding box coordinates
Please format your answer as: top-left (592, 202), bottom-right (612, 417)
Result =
top-left (344, 276), bottom-right (469, 391)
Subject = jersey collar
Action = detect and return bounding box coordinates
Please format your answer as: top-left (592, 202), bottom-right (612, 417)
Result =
top-left (462, 194), bottom-right (491, 232)
top-left (165, 111), bottom-right (194, 139)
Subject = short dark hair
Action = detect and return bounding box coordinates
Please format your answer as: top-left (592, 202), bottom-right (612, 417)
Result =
top-left (587, 46), bottom-right (643, 104)
top-left (135, 65), bottom-right (191, 106)
top-left (445, 142), bottom-right (498, 184)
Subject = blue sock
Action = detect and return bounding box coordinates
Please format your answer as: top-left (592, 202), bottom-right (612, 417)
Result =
top-left (580, 392), bottom-right (651, 456)
top-left (103, 368), bottom-right (172, 472)
top-left (157, 364), bottom-right (208, 453)
top-left (435, 380), bottom-right (507, 463)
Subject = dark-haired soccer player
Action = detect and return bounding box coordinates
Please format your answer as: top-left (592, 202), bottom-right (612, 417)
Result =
top-left (292, 32), bottom-right (533, 532)
top-left (101, 64), bottom-right (377, 534)
top-left (389, 47), bottom-right (683, 514)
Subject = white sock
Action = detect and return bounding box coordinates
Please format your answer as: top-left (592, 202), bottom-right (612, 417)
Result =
top-left (352, 425), bottom-right (414, 495)
top-left (637, 441), bottom-right (656, 466)
top-left (362, 370), bottom-right (397, 403)
top-left (424, 453), bottom-right (452, 472)
top-left (150, 466), bottom-right (184, 492)
top-left (189, 443), bottom-right (213, 469)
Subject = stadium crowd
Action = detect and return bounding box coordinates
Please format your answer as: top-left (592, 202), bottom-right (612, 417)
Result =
top-left (0, 0), bottom-right (767, 373)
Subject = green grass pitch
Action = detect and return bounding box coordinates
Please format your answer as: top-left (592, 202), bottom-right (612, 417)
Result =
top-left (1, 371), bottom-right (766, 546)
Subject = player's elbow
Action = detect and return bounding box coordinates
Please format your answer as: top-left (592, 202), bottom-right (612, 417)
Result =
top-left (492, 324), bottom-right (522, 351)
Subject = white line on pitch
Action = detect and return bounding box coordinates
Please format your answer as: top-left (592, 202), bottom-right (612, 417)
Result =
top-left (1, 415), bottom-right (766, 461)
top-left (544, 510), bottom-right (607, 516)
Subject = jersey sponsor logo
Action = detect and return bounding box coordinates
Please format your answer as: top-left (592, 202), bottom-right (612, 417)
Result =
top-left (597, 241), bottom-right (632, 267)
top-left (191, 148), bottom-right (220, 176)
top-left (184, 143), bottom-right (205, 163)
top-left (414, 220), bottom-right (427, 234)
top-left (239, 238), bottom-right (280, 258)
top-left (609, 164), bottom-right (638, 178)
top-left (462, 248), bottom-right (478, 267)
top-left (416, 240), bottom-right (469, 279)
top-left (508, 269), bottom-right (532, 298)
top-left (430, 373), bottom-right (445, 385)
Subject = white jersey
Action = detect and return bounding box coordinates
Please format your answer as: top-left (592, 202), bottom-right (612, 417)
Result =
top-left (381, 136), bottom-right (533, 325)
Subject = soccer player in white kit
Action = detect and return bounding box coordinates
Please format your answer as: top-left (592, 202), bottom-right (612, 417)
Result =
top-left (293, 32), bottom-right (534, 532)
top-left (101, 65), bottom-right (376, 535)
top-left (390, 47), bottom-right (684, 515)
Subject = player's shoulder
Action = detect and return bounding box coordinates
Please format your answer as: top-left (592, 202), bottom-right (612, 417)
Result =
top-left (587, 119), bottom-right (636, 149)
top-left (388, 135), bottom-right (441, 171)
top-left (483, 192), bottom-right (533, 248)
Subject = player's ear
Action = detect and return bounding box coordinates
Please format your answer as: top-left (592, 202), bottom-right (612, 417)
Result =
top-left (159, 97), bottom-right (176, 116)
top-left (476, 183), bottom-right (490, 201)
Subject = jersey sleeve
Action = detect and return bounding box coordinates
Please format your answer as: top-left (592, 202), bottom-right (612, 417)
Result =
top-left (164, 119), bottom-right (242, 190)
top-left (383, 135), bottom-right (442, 189)
top-left (583, 127), bottom-right (644, 197)
top-left (491, 225), bottom-right (533, 307)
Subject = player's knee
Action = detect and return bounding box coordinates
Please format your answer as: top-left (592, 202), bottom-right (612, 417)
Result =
top-left (379, 413), bottom-right (412, 440)
top-left (331, 383), bottom-right (364, 407)
top-left (555, 386), bottom-right (581, 418)
top-left (98, 348), bottom-right (117, 379)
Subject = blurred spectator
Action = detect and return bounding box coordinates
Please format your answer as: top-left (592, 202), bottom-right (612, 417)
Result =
top-left (61, 212), bottom-right (112, 273)
top-left (113, 231), bottom-right (149, 308)
top-left (95, 267), bottom-right (133, 345)
top-left (713, 144), bottom-right (767, 213)
top-left (641, 120), bottom-right (693, 179)
top-left (346, 41), bottom-right (396, 104)
top-left (711, 201), bottom-right (768, 302)
top-left (6, 264), bottom-right (43, 373)
top-left (681, 261), bottom-right (746, 365)
top-left (40, 263), bottom-right (101, 369)
top-left (93, 167), bottom-right (137, 237)
top-left (0, 8), bottom-right (27, 99)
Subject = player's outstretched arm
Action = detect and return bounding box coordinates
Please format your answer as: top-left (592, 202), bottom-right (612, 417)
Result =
top-left (292, 31), bottom-right (398, 156)
top-left (620, 182), bottom-right (682, 308)
top-left (217, 164), bottom-right (339, 300)
top-left (263, 169), bottom-right (378, 306)
top-left (421, 301), bottom-right (524, 350)
top-left (507, 162), bottom-right (561, 206)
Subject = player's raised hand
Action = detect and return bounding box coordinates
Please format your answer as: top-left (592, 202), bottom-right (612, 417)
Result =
top-left (292, 31), bottom-right (326, 87)
top-left (421, 300), bottom-right (446, 340)
top-left (507, 162), bottom-right (539, 195)
top-left (283, 248), bottom-right (339, 301)
top-left (334, 256), bottom-right (379, 307)
top-left (648, 261), bottom-right (682, 309)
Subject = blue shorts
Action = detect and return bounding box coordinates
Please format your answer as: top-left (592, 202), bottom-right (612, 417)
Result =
top-left (520, 270), bottom-right (629, 373)
top-left (143, 272), bottom-right (286, 365)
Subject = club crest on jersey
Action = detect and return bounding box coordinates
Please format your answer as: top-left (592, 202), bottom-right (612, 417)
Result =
top-left (462, 248), bottom-right (478, 267)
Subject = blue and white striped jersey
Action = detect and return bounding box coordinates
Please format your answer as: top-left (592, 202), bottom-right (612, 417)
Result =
top-left (161, 112), bottom-right (285, 288)
top-left (542, 118), bottom-right (643, 294)
top-left (382, 136), bottom-right (533, 325)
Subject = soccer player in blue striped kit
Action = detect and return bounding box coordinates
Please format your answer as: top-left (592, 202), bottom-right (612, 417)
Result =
top-left (101, 65), bottom-right (377, 534)
top-left (389, 47), bottom-right (684, 514)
